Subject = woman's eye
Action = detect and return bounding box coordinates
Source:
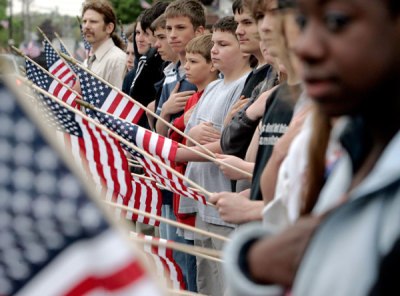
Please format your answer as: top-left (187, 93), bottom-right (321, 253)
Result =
top-left (324, 12), bottom-right (351, 32)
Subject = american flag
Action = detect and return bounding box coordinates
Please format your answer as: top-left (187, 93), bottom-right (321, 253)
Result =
top-left (0, 80), bottom-right (163, 295)
top-left (80, 23), bottom-right (92, 58)
top-left (78, 67), bottom-right (144, 124)
top-left (26, 59), bottom-right (78, 108)
top-left (59, 42), bottom-right (81, 75)
top-left (94, 110), bottom-right (207, 205)
top-left (131, 233), bottom-right (186, 290)
top-left (25, 63), bottom-right (162, 225)
top-left (121, 31), bottom-right (128, 45)
top-left (44, 39), bottom-right (76, 87)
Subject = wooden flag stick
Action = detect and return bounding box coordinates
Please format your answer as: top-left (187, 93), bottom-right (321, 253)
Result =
top-left (167, 289), bottom-right (209, 296)
top-left (119, 19), bottom-right (124, 34)
top-left (20, 77), bottom-right (215, 201)
top-left (128, 163), bottom-right (143, 169)
top-left (131, 172), bottom-right (185, 193)
top-left (54, 32), bottom-right (73, 57)
top-left (76, 15), bottom-right (81, 24)
top-left (131, 173), bottom-right (204, 199)
top-left (130, 235), bottom-right (223, 263)
top-left (131, 172), bottom-right (156, 182)
top-left (104, 200), bottom-right (228, 242)
top-left (75, 99), bottom-right (253, 179)
top-left (36, 27), bottom-right (78, 80)
top-left (59, 52), bottom-right (216, 159)
top-left (177, 143), bottom-right (253, 179)
top-left (127, 158), bottom-right (140, 164)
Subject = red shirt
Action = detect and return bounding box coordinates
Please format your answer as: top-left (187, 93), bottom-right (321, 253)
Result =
top-left (169, 90), bottom-right (203, 144)
top-left (169, 90), bottom-right (203, 226)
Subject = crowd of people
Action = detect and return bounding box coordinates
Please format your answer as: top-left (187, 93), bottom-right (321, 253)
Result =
top-left (74, 0), bottom-right (400, 295)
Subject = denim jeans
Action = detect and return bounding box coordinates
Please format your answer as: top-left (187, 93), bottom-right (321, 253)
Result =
top-left (160, 204), bottom-right (197, 292)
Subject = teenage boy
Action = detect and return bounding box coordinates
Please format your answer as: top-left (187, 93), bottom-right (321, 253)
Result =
top-left (128, 2), bottom-right (169, 129)
top-left (166, 34), bottom-right (218, 293)
top-left (153, 0), bottom-right (204, 240)
top-left (233, 0), bottom-right (270, 97)
top-left (145, 14), bottom-right (180, 130)
top-left (210, 0), bottom-right (304, 224)
top-left (220, 0), bottom-right (279, 162)
top-left (155, 0), bottom-right (206, 137)
top-left (174, 17), bottom-right (251, 296)
top-left (169, 34), bottom-right (218, 144)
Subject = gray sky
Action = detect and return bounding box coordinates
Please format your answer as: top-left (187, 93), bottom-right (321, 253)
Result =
top-left (14, 0), bottom-right (84, 16)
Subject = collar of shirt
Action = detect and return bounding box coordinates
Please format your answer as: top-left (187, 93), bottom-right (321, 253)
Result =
top-left (91, 38), bottom-right (115, 62)
top-left (163, 62), bottom-right (174, 76)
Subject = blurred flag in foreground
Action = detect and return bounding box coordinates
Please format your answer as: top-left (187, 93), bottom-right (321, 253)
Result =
top-left (0, 73), bottom-right (164, 295)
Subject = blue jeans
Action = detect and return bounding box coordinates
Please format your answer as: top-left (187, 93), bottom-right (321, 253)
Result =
top-left (160, 204), bottom-right (197, 292)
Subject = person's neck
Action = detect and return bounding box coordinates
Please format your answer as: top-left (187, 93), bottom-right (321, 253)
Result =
top-left (222, 62), bottom-right (251, 83)
top-left (196, 76), bottom-right (218, 92)
top-left (286, 68), bottom-right (300, 86)
top-left (364, 86), bottom-right (400, 147)
top-left (171, 56), bottom-right (179, 64)
top-left (253, 51), bottom-right (267, 69)
top-left (281, 59), bottom-right (300, 86)
top-left (179, 52), bottom-right (186, 67)
top-left (90, 37), bottom-right (110, 53)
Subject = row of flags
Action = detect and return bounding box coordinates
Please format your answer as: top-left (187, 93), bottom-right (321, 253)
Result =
top-left (19, 31), bottom-right (211, 294)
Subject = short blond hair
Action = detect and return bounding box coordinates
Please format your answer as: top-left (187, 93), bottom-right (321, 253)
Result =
top-left (185, 34), bottom-right (213, 63)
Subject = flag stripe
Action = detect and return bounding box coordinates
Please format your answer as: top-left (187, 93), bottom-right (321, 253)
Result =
top-left (64, 260), bottom-right (147, 295)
